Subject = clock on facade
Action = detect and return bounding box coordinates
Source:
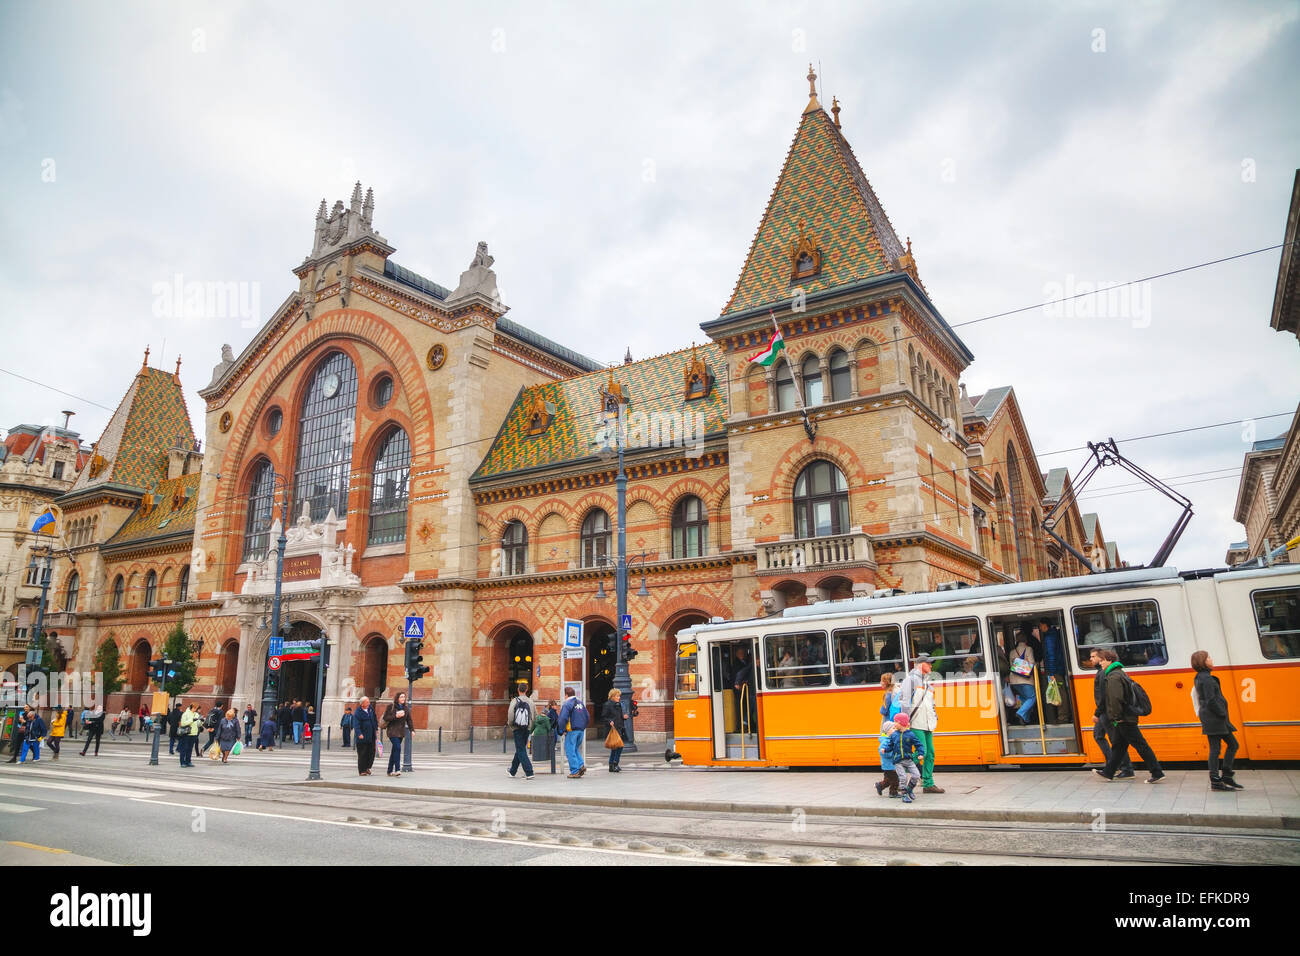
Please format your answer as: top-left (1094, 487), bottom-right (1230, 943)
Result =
top-left (322, 373), bottom-right (341, 399)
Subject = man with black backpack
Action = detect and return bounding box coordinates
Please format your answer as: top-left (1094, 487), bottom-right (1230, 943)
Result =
top-left (1093, 649), bottom-right (1165, 783)
top-left (200, 701), bottom-right (223, 755)
top-left (505, 683), bottom-right (535, 780)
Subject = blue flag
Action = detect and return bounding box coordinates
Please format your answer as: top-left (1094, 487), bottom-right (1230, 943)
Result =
top-left (31, 510), bottom-right (56, 535)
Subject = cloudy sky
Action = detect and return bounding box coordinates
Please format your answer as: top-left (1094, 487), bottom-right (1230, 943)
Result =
top-left (1, 0), bottom-right (1297, 569)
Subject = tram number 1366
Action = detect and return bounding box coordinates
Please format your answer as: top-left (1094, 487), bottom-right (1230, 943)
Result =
top-left (855, 617), bottom-right (873, 626)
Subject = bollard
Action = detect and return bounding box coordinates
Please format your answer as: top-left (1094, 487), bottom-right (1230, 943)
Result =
top-left (502, 730), bottom-right (507, 754)
top-left (327, 727), bottom-right (331, 751)
top-left (551, 735), bottom-right (557, 775)
top-left (469, 724), bottom-right (474, 754)
top-left (438, 726), bottom-right (442, 753)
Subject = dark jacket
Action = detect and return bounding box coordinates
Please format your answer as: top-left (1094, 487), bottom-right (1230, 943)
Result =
top-left (167, 706), bottom-right (183, 736)
top-left (292, 705), bottom-right (306, 723)
top-left (1091, 667), bottom-right (1108, 718)
top-left (381, 701), bottom-right (413, 739)
top-left (217, 717), bottom-right (241, 748)
top-left (601, 700), bottom-right (625, 736)
top-left (352, 705), bottom-right (378, 743)
top-left (27, 714), bottom-right (47, 740)
top-left (1102, 662), bottom-right (1136, 725)
top-left (340, 711), bottom-right (354, 729)
top-left (1194, 670), bottom-right (1235, 736)
top-left (257, 718), bottom-right (278, 746)
top-left (242, 708), bottom-right (256, 729)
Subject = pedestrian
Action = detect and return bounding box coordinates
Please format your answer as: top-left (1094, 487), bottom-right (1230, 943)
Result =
top-left (506, 683), bottom-right (535, 780)
top-left (1093, 648), bottom-right (1165, 783)
top-left (257, 709), bottom-right (278, 751)
top-left (292, 699), bottom-right (306, 744)
top-left (601, 688), bottom-right (626, 773)
top-left (305, 704), bottom-right (316, 738)
top-left (340, 706), bottom-right (354, 748)
top-left (1008, 628), bottom-right (1038, 725)
top-left (1192, 650), bottom-right (1242, 791)
top-left (47, 706), bottom-right (66, 760)
top-left (217, 708), bottom-right (241, 764)
top-left (19, 707), bottom-right (47, 763)
top-left (889, 712), bottom-right (927, 803)
top-left (79, 700), bottom-right (105, 756)
top-left (895, 653), bottom-right (943, 793)
top-left (178, 703), bottom-right (202, 767)
top-left (381, 692), bottom-right (413, 777)
top-left (242, 704), bottom-right (257, 747)
top-left (1087, 649), bottom-right (1132, 778)
top-left (555, 687), bottom-right (589, 778)
top-left (278, 702), bottom-right (291, 742)
top-left (1039, 617), bottom-right (1071, 724)
top-left (731, 645), bottom-right (757, 732)
top-left (167, 699), bottom-right (183, 755)
top-left (353, 696), bottom-right (378, 776)
top-left (876, 719), bottom-right (900, 797)
top-left (545, 699), bottom-right (560, 754)
top-left (5, 707), bottom-right (28, 761)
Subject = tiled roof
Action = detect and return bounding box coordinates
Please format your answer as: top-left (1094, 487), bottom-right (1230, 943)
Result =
top-left (497, 316), bottom-right (602, 373)
top-left (1043, 467), bottom-right (1069, 500)
top-left (1250, 437), bottom-right (1286, 453)
top-left (105, 472), bottom-right (201, 547)
top-left (721, 105), bottom-right (906, 317)
top-left (384, 260), bottom-right (450, 301)
top-left (472, 343), bottom-right (729, 482)
top-left (69, 366), bottom-right (196, 495)
top-left (1082, 513), bottom-right (1099, 544)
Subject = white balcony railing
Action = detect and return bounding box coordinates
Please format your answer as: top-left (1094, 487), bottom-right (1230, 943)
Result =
top-left (756, 533), bottom-right (874, 573)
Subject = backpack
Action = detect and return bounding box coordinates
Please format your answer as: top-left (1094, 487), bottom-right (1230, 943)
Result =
top-left (568, 700), bottom-right (589, 731)
top-left (205, 709), bottom-right (220, 730)
top-left (511, 699), bottom-right (531, 727)
top-left (1121, 673), bottom-right (1152, 718)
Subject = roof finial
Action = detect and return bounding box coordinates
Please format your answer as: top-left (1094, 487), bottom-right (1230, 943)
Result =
top-left (807, 64), bottom-right (817, 98)
top-left (142, 345), bottom-right (150, 368)
top-left (175, 354), bottom-right (182, 378)
top-left (624, 347), bottom-right (633, 365)
top-left (831, 96), bottom-right (841, 128)
top-left (907, 236), bottom-right (912, 255)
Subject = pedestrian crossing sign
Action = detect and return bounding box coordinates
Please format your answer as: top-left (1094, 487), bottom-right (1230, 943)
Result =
top-left (404, 616), bottom-right (424, 640)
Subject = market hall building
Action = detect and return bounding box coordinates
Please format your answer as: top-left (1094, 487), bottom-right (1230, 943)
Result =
top-left (52, 73), bottom-right (1102, 741)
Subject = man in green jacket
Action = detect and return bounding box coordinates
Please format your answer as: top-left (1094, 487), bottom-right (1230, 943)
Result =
top-left (1093, 649), bottom-right (1165, 783)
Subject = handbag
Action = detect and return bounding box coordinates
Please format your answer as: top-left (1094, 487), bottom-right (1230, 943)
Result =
top-left (604, 726), bottom-right (624, 750)
top-left (376, 738), bottom-right (383, 757)
top-left (1011, 651), bottom-right (1033, 676)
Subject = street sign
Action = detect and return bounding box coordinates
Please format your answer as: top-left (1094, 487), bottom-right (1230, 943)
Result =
top-left (563, 646), bottom-right (584, 659)
top-left (268, 656), bottom-right (281, 671)
top-left (404, 616), bottom-right (424, 640)
top-left (620, 613), bottom-right (632, 632)
top-left (269, 636), bottom-right (283, 657)
top-left (563, 618), bottom-right (582, 648)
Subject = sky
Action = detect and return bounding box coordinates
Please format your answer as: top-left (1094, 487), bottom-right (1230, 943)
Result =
top-left (1, 0), bottom-right (1297, 570)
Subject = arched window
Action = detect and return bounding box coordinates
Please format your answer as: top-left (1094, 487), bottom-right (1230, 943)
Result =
top-left (65, 572), bottom-right (80, 613)
top-left (775, 358), bottom-right (797, 412)
top-left (581, 510), bottom-right (611, 568)
top-left (671, 496), bottom-right (709, 558)
top-left (508, 631), bottom-right (534, 692)
top-left (793, 461), bottom-right (850, 538)
top-left (829, 348), bottom-right (851, 402)
top-left (368, 427), bottom-right (411, 545)
top-left (502, 520), bottom-right (527, 575)
top-left (292, 351), bottom-right (359, 523)
top-left (143, 571), bottom-right (157, 608)
top-left (178, 565), bottom-right (190, 603)
top-left (801, 355), bottom-right (823, 405)
top-left (243, 459), bottom-right (276, 561)
top-left (111, 575), bottom-right (124, 611)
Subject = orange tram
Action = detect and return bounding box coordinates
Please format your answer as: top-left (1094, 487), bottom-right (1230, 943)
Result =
top-left (671, 563), bottom-right (1300, 768)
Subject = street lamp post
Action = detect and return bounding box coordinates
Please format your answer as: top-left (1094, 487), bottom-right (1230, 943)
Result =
top-left (610, 399), bottom-right (637, 752)
top-left (27, 547), bottom-right (54, 704)
top-left (262, 474), bottom-right (292, 728)
top-left (307, 634), bottom-right (331, 781)
top-left (148, 657), bottom-right (170, 766)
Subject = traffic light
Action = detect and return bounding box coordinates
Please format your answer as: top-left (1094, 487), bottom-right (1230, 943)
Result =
top-left (150, 659), bottom-right (165, 682)
top-left (265, 671), bottom-right (279, 695)
top-left (405, 639), bottom-right (430, 681)
top-left (621, 635), bottom-right (638, 661)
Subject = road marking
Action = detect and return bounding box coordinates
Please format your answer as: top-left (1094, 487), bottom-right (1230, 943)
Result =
top-left (0, 779), bottom-right (158, 798)
top-left (136, 797), bottom-right (747, 864)
top-left (0, 802), bottom-right (44, 813)
top-left (0, 767), bottom-right (226, 793)
top-left (8, 841), bottom-right (67, 853)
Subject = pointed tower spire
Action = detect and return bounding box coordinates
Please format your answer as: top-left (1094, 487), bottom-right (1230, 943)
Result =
top-left (142, 346), bottom-right (150, 369)
top-left (316, 199), bottom-right (327, 221)
top-left (804, 64), bottom-right (820, 114)
top-left (362, 186), bottom-right (374, 224)
top-left (175, 355), bottom-right (182, 379)
top-left (350, 181), bottom-right (362, 213)
top-left (831, 96), bottom-right (841, 128)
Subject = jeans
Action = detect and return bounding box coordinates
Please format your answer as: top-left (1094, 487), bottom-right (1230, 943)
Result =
top-left (168, 734), bottom-right (177, 755)
top-left (510, 728), bottom-right (534, 777)
top-left (1093, 720), bottom-right (1132, 772)
top-left (387, 736), bottom-right (404, 774)
top-left (1101, 722), bottom-right (1163, 778)
top-left (293, 721), bottom-right (304, 744)
top-left (19, 738), bottom-right (40, 761)
top-left (1012, 684), bottom-right (1037, 722)
top-left (80, 725), bottom-right (102, 755)
top-left (607, 746), bottom-right (623, 770)
top-left (1208, 733), bottom-right (1239, 777)
top-left (563, 729), bottom-right (585, 773)
top-left (48, 736), bottom-right (60, 757)
top-left (342, 728), bottom-right (351, 748)
top-left (178, 735), bottom-right (194, 766)
top-left (244, 725), bottom-right (253, 746)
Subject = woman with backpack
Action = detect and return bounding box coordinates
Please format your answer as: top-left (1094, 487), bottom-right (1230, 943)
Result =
top-left (381, 692), bottom-right (413, 777)
top-left (1192, 650), bottom-right (1243, 791)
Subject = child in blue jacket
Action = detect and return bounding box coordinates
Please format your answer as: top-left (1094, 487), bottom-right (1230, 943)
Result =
top-left (889, 712), bottom-right (927, 803)
top-left (876, 720), bottom-right (900, 796)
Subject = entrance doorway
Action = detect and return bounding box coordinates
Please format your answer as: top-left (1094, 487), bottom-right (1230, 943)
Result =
top-left (586, 621), bottom-right (615, 709)
top-left (279, 621), bottom-right (322, 709)
top-left (987, 611), bottom-right (1080, 756)
top-left (709, 638), bottom-right (760, 760)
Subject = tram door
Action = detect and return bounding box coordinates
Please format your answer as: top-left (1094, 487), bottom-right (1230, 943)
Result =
top-left (710, 638), bottom-right (760, 760)
top-left (987, 611), bottom-right (1081, 756)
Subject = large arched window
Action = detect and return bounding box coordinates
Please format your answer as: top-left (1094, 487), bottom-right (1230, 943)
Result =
top-left (178, 565), bottom-right (190, 603)
top-left (829, 348), bottom-right (851, 402)
top-left (775, 358), bottom-right (797, 412)
top-left (801, 354), bottom-right (823, 405)
top-left (502, 520), bottom-right (527, 575)
top-left (243, 459), bottom-right (275, 561)
top-left (671, 496), bottom-right (709, 558)
top-left (292, 351), bottom-right (359, 523)
top-left (581, 509), bottom-right (611, 568)
top-left (111, 575), bottom-right (124, 611)
top-left (65, 572), bottom-right (80, 613)
top-left (368, 427), bottom-right (411, 545)
top-left (143, 571), bottom-right (157, 608)
top-left (794, 460), bottom-right (850, 538)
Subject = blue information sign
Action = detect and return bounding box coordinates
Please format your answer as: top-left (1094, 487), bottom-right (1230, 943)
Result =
top-left (404, 616), bottom-right (425, 640)
top-left (268, 637), bottom-right (283, 658)
top-left (620, 613), bottom-right (632, 632)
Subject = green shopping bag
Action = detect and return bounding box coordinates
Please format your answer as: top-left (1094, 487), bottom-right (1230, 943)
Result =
top-left (231, 741), bottom-right (242, 756)
top-left (1045, 677), bottom-right (1062, 707)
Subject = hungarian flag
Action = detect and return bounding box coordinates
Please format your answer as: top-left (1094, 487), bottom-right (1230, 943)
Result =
top-left (749, 317), bottom-right (785, 367)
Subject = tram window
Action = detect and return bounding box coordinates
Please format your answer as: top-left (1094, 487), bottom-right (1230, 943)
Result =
top-left (676, 642), bottom-right (700, 697)
top-left (764, 632), bottom-right (831, 689)
top-left (832, 625), bottom-right (903, 686)
top-left (1071, 600), bottom-right (1167, 668)
top-left (1251, 588), bottom-right (1300, 660)
top-left (905, 618), bottom-right (984, 679)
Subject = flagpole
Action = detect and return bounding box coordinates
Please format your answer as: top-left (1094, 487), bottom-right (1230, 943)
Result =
top-left (770, 309), bottom-right (816, 441)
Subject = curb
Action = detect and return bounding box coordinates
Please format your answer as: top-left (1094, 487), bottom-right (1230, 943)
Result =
top-left (300, 780), bottom-right (1299, 831)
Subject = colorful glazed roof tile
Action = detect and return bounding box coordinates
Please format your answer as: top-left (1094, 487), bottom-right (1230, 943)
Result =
top-left (472, 343), bottom-right (729, 482)
top-left (68, 365), bottom-right (197, 495)
top-left (105, 472), bottom-right (202, 547)
top-left (721, 104), bottom-right (907, 317)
